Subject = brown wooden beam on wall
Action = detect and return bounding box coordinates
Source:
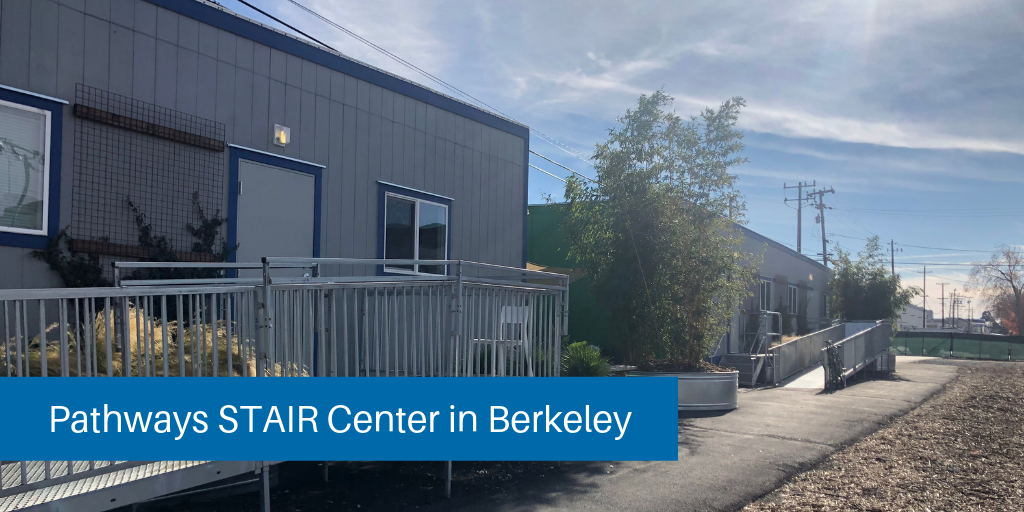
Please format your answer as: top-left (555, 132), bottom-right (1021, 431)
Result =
top-left (69, 239), bottom-right (222, 263)
top-left (73, 104), bottom-right (225, 152)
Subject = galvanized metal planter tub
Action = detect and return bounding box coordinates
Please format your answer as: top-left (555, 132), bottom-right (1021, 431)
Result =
top-left (629, 371), bottom-right (739, 411)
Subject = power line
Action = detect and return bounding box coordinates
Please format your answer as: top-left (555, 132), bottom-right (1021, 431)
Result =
top-left (236, 0), bottom-right (336, 50)
top-left (828, 233), bottom-right (996, 254)
top-left (529, 164), bottom-right (566, 183)
top-left (277, 0), bottom-right (595, 169)
top-left (529, 150), bottom-right (596, 182)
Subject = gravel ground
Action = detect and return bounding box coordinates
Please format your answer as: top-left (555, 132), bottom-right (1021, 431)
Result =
top-left (745, 361), bottom-right (1024, 512)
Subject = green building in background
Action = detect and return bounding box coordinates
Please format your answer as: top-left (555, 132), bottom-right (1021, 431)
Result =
top-left (527, 204), bottom-right (617, 358)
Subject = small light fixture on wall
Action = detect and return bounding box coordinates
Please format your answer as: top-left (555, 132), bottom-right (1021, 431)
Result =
top-left (273, 124), bottom-right (291, 147)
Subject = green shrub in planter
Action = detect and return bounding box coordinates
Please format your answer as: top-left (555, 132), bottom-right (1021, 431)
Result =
top-left (561, 341), bottom-right (611, 377)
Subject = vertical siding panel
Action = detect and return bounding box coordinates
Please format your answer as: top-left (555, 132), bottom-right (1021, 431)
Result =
top-left (235, 38), bottom-right (254, 71)
top-left (284, 84), bottom-right (301, 158)
top-left (315, 65), bottom-right (330, 97)
top-left (414, 130), bottom-right (426, 190)
top-left (381, 89), bottom-right (393, 121)
top-left (341, 104), bottom-right (357, 257)
top-left (174, 48), bottom-right (198, 114)
top-left (197, 22), bottom-right (217, 58)
top-left (251, 73), bottom-right (271, 151)
top-left (314, 95), bottom-right (330, 165)
top-left (153, 39), bottom-right (177, 108)
top-left (233, 68), bottom-right (254, 147)
top-left (252, 43), bottom-right (270, 76)
top-left (357, 80), bottom-right (370, 112)
top-left (175, 16), bottom-right (196, 49)
top-left (28, 0), bottom-right (59, 97)
top-left (424, 134), bottom-right (436, 193)
top-left (195, 54), bottom-right (217, 116)
top-left (110, 0), bottom-right (133, 28)
top-left (84, 0), bottom-right (109, 18)
top-left (217, 30), bottom-right (236, 65)
top-left (343, 75), bottom-right (357, 107)
top-left (56, 5), bottom-right (86, 101)
top-left (329, 70), bottom-right (344, 101)
top-left (269, 49), bottom-right (287, 82)
top-left (355, 109), bottom-right (370, 255)
top-left (0, 0), bottom-right (31, 88)
top-left (108, 24), bottom-right (134, 97)
top-left (299, 89), bottom-right (316, 161)
top-left (266, 79), bottom-right (286, 151)
top-left (402, 125), bottom-right (415, 187)
top-left (134, 0), bottom-right (157, 36)
top-left (392, 92), bottom-right (405, 126)
top-left (286, 54), bottom-right (302, 86)
top-left (341, 105), bottom-right (360, 255)
top-left (452, 145), bottom-right (465, 259)
top-left (379, 119), bottom-right (393, 183)
top-left (368, 114), bottom-right (382, 185)
top-left (82, 15), bottom-right (110, 90)
top-left (156, 7), bottom-right (178, 44)
top-left (131, 33), bottom-right (157, 103)
top-left (215, 61), bottom-right (235, 140)
top-left (471, 150), bottom-right (483, 262)
top-left (369, 84), bottom-right (382, 116)
top-left (391, 121), bottom-right (404, 184)
top-left (301, 60), bottom-right (316, 91)
top-left (327, 100), bottom-right (345, 258)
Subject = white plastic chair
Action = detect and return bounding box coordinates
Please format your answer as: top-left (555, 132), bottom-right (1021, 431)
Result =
top-left (474, 306), bottom-right (533, 376)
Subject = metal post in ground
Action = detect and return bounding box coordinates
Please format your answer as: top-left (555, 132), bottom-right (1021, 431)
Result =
top-left (445, 461), bottom-right (452, 498)
top-left (260, 466), bottom-right (271, 512)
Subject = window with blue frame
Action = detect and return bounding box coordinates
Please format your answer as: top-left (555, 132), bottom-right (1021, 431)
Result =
top-left (0, 86), bottom-right (63, 249)
top-left (381, 186), bottom-right (450, 275)
top-left (0, 99), bottom-right (52, 236)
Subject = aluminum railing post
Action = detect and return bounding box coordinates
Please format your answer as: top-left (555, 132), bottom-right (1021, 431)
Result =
top-left (452, 261), bottom-right (464, 376)
top-left (257, 257), bottom-right (273, 377)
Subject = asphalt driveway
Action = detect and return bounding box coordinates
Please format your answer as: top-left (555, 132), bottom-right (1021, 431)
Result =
top-left (438, 356), bottom-right (959, 512)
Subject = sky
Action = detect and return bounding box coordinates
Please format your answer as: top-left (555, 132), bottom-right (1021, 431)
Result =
top-left (217, 0), bottom-right (1023, 316)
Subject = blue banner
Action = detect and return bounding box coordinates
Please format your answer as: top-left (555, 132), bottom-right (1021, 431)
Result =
top-left (0, 377), bottom-right (678, 461)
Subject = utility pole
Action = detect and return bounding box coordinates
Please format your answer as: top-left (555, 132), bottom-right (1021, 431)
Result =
top-left (937, 282), bottom-right (949, 328)
top-left (921, 265), bottom-right (928, 328)
top-left (808, 186), bottom-right (835, 266)
top-left (784, 181), bottom-right (815, 254)
top-left (889, 240), bottom-right (902, 276)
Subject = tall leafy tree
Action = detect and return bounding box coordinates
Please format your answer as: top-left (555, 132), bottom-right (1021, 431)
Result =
top-left (828, 237), bottom-right (919, 324)
top-left (968, 245), bottom-right (1023, 334)
top-left (563, 90), bottom-right (756, 366)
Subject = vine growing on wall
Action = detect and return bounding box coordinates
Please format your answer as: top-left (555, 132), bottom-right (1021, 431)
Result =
top-left (31, 228), bottom-right (112, 288)
top-left (34, 192), bottom-right (237, 287)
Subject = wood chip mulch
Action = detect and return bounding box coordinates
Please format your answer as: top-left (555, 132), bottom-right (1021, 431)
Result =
top-left (745, 362), bottom-right (1024, 511)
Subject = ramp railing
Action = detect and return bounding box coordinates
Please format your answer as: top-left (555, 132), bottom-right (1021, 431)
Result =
top-left (0, 258), bottom-right (568, 498)
top-left (821, 320), bottom-right (892, 388)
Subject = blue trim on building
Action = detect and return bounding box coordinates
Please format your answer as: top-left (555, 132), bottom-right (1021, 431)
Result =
top-left (376, 182), bottom-right (453, 276)
top-left (0, 87), bottom-right (64, 250)
top-left (144, 0), bottom-right (529, 141)
top-left (227, 146), bottom-right (322, 274)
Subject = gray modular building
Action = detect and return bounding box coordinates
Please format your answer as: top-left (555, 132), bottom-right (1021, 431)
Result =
top-left (723, 225), bottom-right (831, 354)
top-left (0, 0), bottom-right (529, 289)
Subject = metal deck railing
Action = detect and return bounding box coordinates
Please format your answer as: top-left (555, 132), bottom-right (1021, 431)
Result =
top-left (0, 258), bottom-right (568, 510)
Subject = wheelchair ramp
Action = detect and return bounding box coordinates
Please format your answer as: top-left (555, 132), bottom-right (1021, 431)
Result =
top-left (1, 461), bottom-right (257, 512)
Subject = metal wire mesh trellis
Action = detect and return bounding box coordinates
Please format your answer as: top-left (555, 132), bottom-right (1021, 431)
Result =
top-left (71, 84), bottom-right (226, 258)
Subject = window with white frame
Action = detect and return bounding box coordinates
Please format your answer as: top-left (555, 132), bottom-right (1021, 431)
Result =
top-left (759, 279), bottom-right (772, 311)
top-left (0, 99), bottom-right (51, 235)
top-left (788, 284), bottom-right (799, 313)
top-left (383, 192), bottom-right (449, 274)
